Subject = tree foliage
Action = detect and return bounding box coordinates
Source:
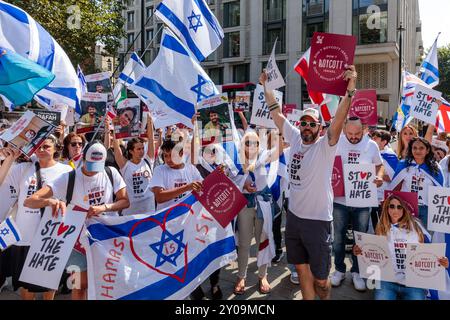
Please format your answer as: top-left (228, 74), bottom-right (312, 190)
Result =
top-left (8, 0), bottom-right (125, 73)
top-left (436, 45), bottom-right (450, 101)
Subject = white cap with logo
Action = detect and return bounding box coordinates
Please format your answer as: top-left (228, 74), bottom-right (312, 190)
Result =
top-left (84, 142), bottom-right (107, 172)
top-left (300, 108), bottom-right (321, 122)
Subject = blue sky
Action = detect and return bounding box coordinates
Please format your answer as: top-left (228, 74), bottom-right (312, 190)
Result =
top-left (419, 0), bottom-right (450, 50)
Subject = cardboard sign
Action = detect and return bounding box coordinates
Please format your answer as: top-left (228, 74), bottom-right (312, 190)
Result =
top-left (197, 94), bottom-right (233, 146)
top-left (308, 32), bottom-right (357, 96)
top-left (332, 156), bottom-right (345, 197)
top-left (349, 90), bottom-right (378, 126)
top-left (384, 190), bottom-right (419, 217)
top-left (405, 243), bottom-right (447, 291)
top-left (114, 98), bottom-right (141, 139)
top-left (265, 39), bottom-right (286, 91)
top-left (0, 217), bottom-right (22, 250)
top-left (77, 93), bottom-right (108, 133)
top-left (250, 84), bottom-right (283, 129)
top-left (48, 103), bottom-right (69, 125)
top-left (410, 84), bottom-right (442, 125)
top-left (192, 168), bottom-right (247, 228)
top-left (354, 231), bottom-right (396, 282)
top-left (85, 72), bottom-right (112, 93)
top-left (19, 206), bottom-right (87, 290)
top-left (343, 164), bottom-right (378, 207)
top-left (0, 111), bottom-right (55, 158)
top-left (286, 109), bottom-right (302, 127)
top-left (428, 186), bottom-right (450, 233)
top-left (34, 110), bottom-right (61, 126)
top-left (233, 91), bottom-right (251, 112)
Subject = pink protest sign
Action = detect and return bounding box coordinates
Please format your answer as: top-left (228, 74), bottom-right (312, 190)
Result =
top-left (384, 190), bottom-right (419, 217)
top-left (332, 156), bottom-right (345, 197)
top-left (349, 90), bottom-right (378, 126)
top-left (308, 32), bottom-right (357, 96)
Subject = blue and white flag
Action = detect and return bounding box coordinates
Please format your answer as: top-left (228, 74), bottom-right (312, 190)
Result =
top-left (419, 34), bottom-right (440, 88)
top-left (155, 0), bottom-right (224, 62)
top-left (0, 217), bottom-right (21, 250)
top-left (77, 65), bottom-right (87, 94)
top-left (82, 194), bottom-right (236, 300)
top-left (0, 1), bottom-right (81, 111)
top-left (118, 52), bottom-right (146, 86)
top-left (130, 28), bottom-right (219, 128)
top-left (390, 160), bottom-right (444, 191)
top-left (265, 152), bottom-right (289, 211)
top-left (0, 94), bottom-right (14, 111)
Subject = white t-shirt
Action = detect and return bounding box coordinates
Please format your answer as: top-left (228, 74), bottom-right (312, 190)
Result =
top-left (397, 163), bottom-right (439, 206)
top-left (283, 119), bottom-right (337, 221)
top-left (2, 161), bottom-right (72, 246)
top-left (334, 134), bottom-right (383, 205)
top-left (149, 163), bottom-right (203, 211)
top-left (48, 166), bottom-right (126, 215)
top-left (120, 156), bottom-right (155, 215)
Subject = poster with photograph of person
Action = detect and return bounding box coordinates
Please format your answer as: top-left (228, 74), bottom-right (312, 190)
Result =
top-left (197, 94), bottom-right (233, 146)
top-left (0, 111), bottom-right (55, 158)
top-left (85, 72), bottom-right (112, 93)
top-left (77, 93), bottom-right (109, 134)
top-left (114, 98), bottom-right (141, 139)
top-left (233, 91), bottom-right (251, 112)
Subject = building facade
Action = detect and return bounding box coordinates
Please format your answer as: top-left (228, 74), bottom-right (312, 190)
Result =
top-left (118, 0), bottom-right (423, 120)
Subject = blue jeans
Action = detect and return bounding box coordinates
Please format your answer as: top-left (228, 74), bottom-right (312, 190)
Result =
top-left (375, 281), bottom-right (426, 300)
top-left (418, 205), bottom-right (428, 229)
top-left (332, 203), bottom-right (370, 273)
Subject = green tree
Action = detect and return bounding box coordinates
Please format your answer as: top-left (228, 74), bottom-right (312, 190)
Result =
top-left (9, 0), bottom-right (125, 73)
top-left (436, 45), bottom-right (450, 101)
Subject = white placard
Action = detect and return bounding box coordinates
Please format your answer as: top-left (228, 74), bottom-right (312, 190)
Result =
top-left (343, 164), bottom-right (378, 207)
top-left (428, 186), bottom-right (450, 233)
top-left (405, 242), bottom-right (447, 291)
top-left (265, 39), bottom-right (285, 91)
top-left (250, 84), bottom-right (283, 129)
top-left (354, 231), bottom-right (397, 282)
top-left (410, 84), bottom-right (442, 125)
top-left (287, 109), bottom-right (302, 126)
top-left (19, 206), bottom-right (87, 290)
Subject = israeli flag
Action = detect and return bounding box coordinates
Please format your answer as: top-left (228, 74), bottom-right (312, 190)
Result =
top-left (130, 28), bottom-right (219, 128)
top-left (0, 217), bottom-right (21, 250)
top-left (81, 194), bottom-right (236, 300)
top-left (420, 34), bottom-right (440, 88)
top-left (77, 65), bottom-right (87, 94)
top-left (155, 0), bottom-right (224, 62)
top-left (0, 1), bottom-right (81, 110)
top-left (118, 52), bottom-right (146, 86)
top-left (265, 152), bottom-right (289, 210)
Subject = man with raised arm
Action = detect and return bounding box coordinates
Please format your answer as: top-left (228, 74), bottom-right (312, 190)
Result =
top-left (260, 65), bottom-right (357, 300)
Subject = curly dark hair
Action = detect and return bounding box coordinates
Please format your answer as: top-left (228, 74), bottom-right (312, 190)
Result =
top-left (405, 137), bottom-right (439, 176)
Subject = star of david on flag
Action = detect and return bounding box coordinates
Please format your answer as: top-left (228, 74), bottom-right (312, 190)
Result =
top-left (81, 194), bottom-right (236, 300)
top-left (0, 217), bottom-right (21, 250)
top-left (155, 0), bottom-right (224, 61)
top-left (130, 28), bottom-right (219, 129)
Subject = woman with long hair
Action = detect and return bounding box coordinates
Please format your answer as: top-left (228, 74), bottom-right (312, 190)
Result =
top-left (110, 116), bottom-right (155, 215)
top-left (390, 137), bottom-right (444, 228)
top-left (353, 195), bottom-right (448, 300)
top-left (62, 133), bottom-right (86, 169)
top-left (396, 125), bottom-right (418, 160)
top-left (0, 135), bottom-right (72, 300)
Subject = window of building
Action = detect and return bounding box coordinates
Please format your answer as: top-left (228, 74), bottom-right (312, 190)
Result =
top-left (146, 6), bottom-right (153, 24)
top-left (127, 11), bottom-right (135, 30)
top-left (352, 0), bottom-right (388, 45)
top-left (233, 64), bottom-right (250, 83)
top-left (263, 0), bottom-right (286, 55)
top-left (302, 0), bottom-right (329, 50)
top-left (207, 67), bottom-right (224, 85)
top-left (223, 1), bottom-right (240, 28)
top-left (223, 31), bottom-right (240, 58)
top-left (127, 33), bottom-right (135, 49)
top-left (145, 29), bottom-right (154, 46)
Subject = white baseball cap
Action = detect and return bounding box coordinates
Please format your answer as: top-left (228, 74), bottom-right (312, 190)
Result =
top-left (84, 142), bottom-right (107, 172)
top-left (300, 108), bottom-right (321, 122)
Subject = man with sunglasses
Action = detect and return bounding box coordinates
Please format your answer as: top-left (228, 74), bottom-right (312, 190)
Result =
top-left (331, 117), bottom-right (384, 291)
top-left (259, 65), bottom-right (357, 300)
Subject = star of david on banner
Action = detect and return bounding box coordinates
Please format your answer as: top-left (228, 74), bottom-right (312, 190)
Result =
top-left (191, 75), bottom-right (216, 102)
top-left (187, 11), bottom-right (203, 33)
top-left (150, 229), bottom-right (186, 268)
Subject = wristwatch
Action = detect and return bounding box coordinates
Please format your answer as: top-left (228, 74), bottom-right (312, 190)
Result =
top-left (347, 89), bottom-right (357, 98)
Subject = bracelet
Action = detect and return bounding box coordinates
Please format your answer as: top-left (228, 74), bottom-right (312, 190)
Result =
top-left (268, 103), bottom-right (280, 111)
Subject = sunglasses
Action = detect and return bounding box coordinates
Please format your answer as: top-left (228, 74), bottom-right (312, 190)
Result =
top-left (245, 140), bottom-right (259, 147)
top-left (389, 204), bottom-right (403, 210)
top-left (70, 142), bottom-right (84, 147)
top-left (348, 116), bottom-right (361, 121)
top-left (300, 121), bottom-right (319, 128)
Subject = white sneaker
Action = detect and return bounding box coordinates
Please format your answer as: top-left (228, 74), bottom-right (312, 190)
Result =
top-left (290, 272), bottom-right (300, 285)
top-left (0, 279), bottom-right (7, 292)
top-left (351, 272), bottom-right (366, 291)
top-left (330, 271), bottom-right (346, 287)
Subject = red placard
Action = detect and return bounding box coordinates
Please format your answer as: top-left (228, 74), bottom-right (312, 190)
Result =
top-left (193, 168), bottom-right (247, 228)
top-left (283, 104), bottom-right (297, 116)
top-left (384, 190), bottom-right (419, 217)
top-left (332, 156), bottom-right (345, 197)
top-left (308, 32), bottom-right (357, 96)
top-left (349, 90), bottom-right (378, 126)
